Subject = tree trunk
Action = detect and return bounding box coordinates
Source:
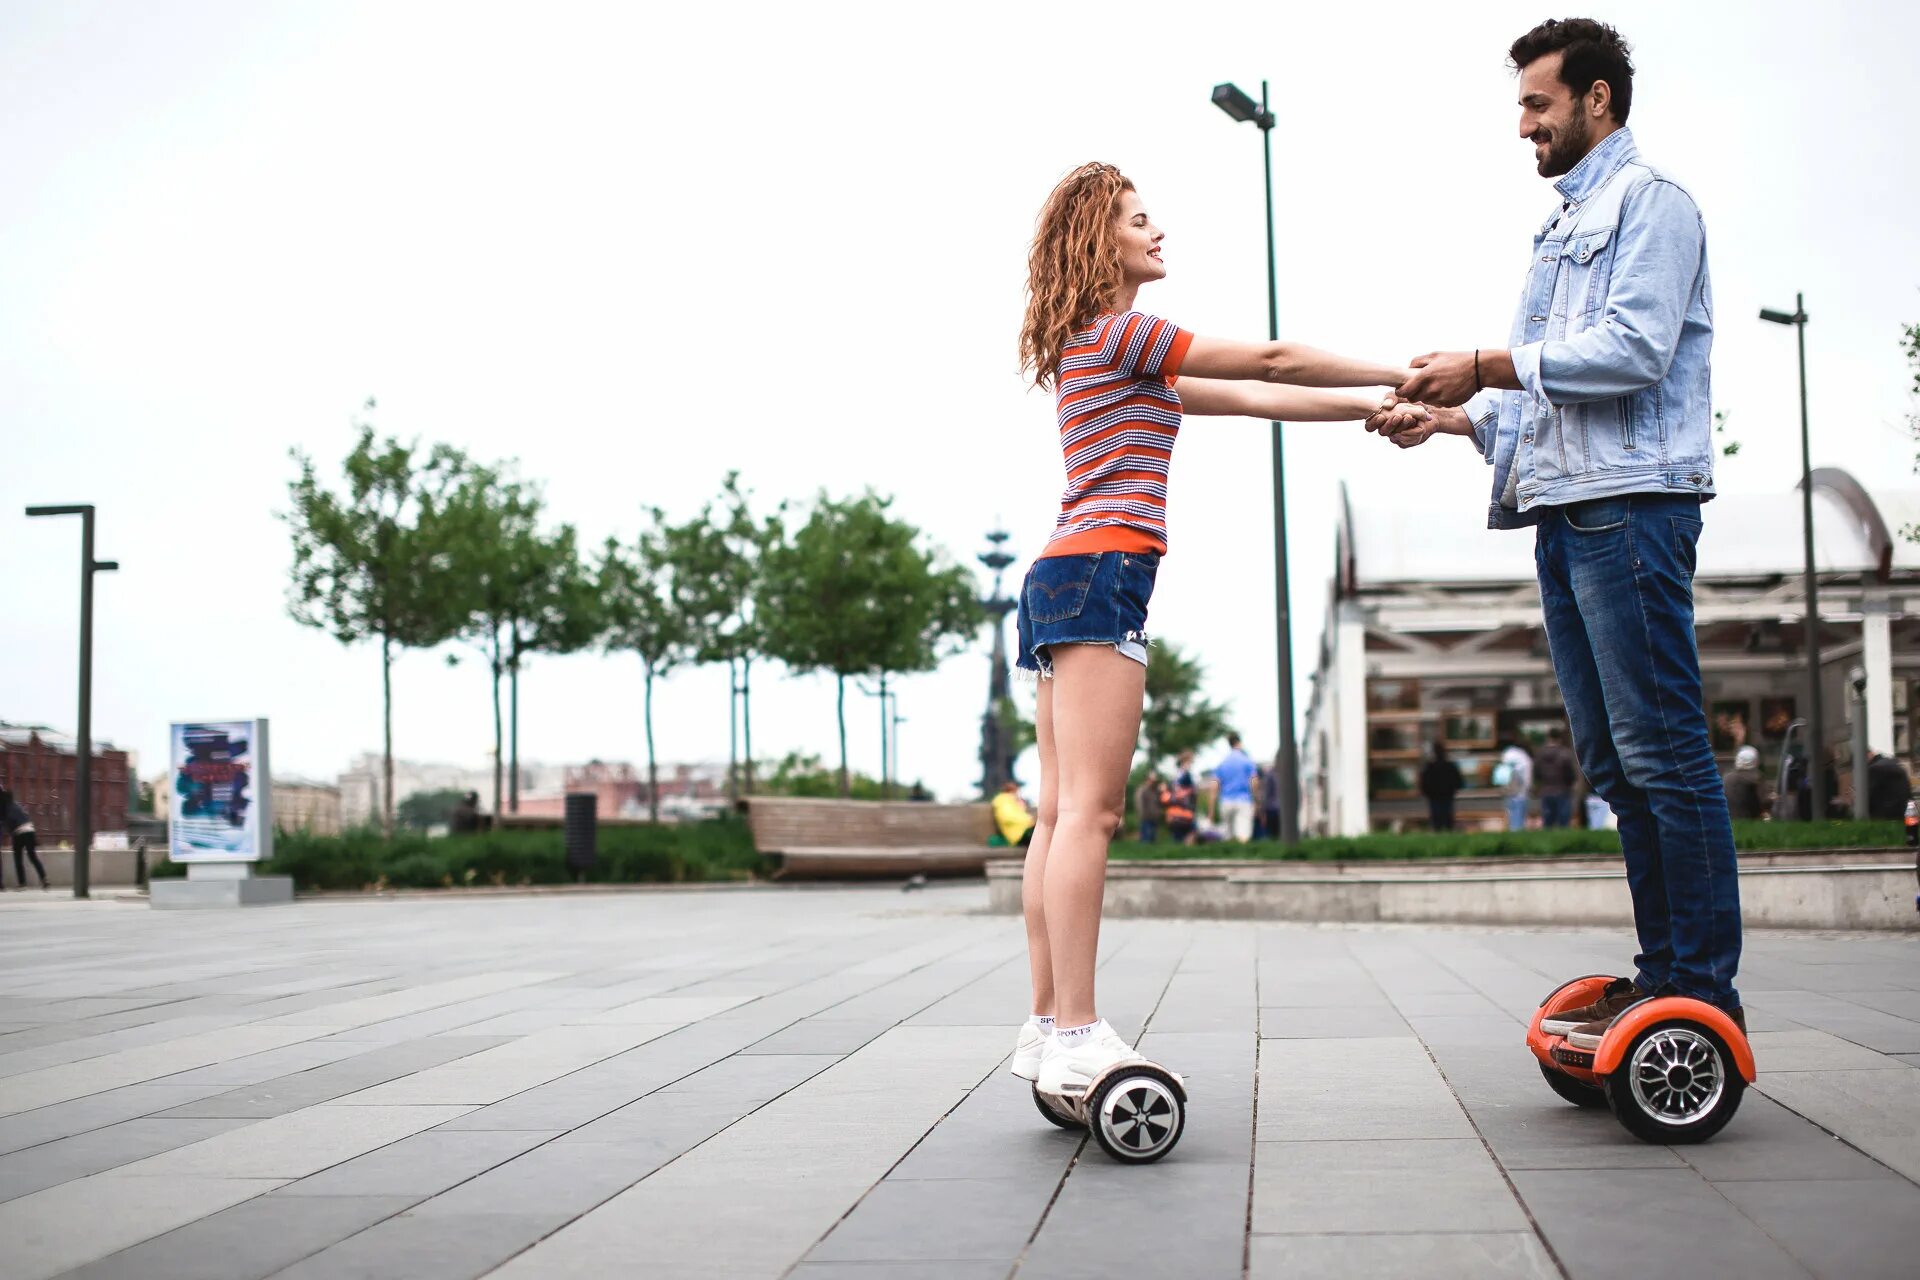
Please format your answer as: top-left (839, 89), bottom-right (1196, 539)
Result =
top-left (508, 633), bottom-right (522, 813)
top-left (878, 671), bottom-right (890, 800)
top-left (726, 658), bottom-right (739, 806)
top-left (836, 673), bottom-right (849, 798)
top-left (489, 627), bottom-right (503, 821)
top-left (644, 664), bottom-right (660, 824)
top-left (380, 632), bottom-right (395, 839)
top-left (740, 655), bottom-right (754, 796)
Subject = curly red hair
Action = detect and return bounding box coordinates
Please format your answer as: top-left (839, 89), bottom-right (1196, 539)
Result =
top-left (1019, 162), bottom-right (1134, 390)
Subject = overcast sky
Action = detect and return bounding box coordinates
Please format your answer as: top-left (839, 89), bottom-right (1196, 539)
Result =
top-left (4, 0), bottom-right (1916, 802)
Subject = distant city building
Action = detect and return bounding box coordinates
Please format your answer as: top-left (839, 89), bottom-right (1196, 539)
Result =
top-left (335, 753), bottom-right (568, 829)
top-left (1302, 476), bottom-right (1920, 836)
top-left (0, 723), bottom-right (132, 845)
top-left (273, 776), bottom-right (343, 835)
top-left (517, 760), bottom-right (729, 821)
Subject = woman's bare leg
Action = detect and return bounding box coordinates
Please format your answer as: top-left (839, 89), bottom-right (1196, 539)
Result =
top-left (1021, 676), bottom-right (1058, 1017)
top-left (1042, 644), bottom-right (1147, 1029)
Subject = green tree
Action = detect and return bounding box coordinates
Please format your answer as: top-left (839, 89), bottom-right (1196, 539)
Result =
top-left (397, 787), bottom-right (467, 832)
top-left (284, 407), bottom-right (471, 837)
top-left (657, 475), bottom-right (785, 801)
top-left (502, 524), bottom-right (600, 811)
top-left (1138, 640), bottom-right (1232, 772)
top-left (598, 516), bottom-right (696, 822)
top-left (759, 492), bottom-right (982, 797)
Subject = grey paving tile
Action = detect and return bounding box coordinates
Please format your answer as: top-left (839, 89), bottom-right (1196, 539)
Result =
top-left (0, 1116), bottom-right (251, 1202)
top-left (809, 1177), bottom-right (1045, 1262)
top-left (1716, 1177), bottom-right (1920, 1280)
top-left (267, 1210), bottom-right (562, 1280)
top-left (63, 1193), bottom-right (416, 1280)
top-left (1751, 1028), bottom-right (1912, 1072)
top-left (278, 1128), bottom-right (560, 1197)
top-left (742, 1018), bottom-right (894, 1054)
top-left (1257, 1005), bottom-right (1409, 1038)
top-left (1677, 1092), bottom-right (1900, 1182)
top-left (0, 1171), bottom-right (286, 1280)
top-left (1253, 1139), bottom-right (1528, 1235)
top-left (657, 1051), bottom-right (840, 1100)
top-left (1258, 1037), bottom-right (1473, 1140)
top-left (157, 1037), bottom-right (516, 1119)
top-left (1759, 1068), bottom-right (1920, 1182)
top-left (112, 1104), bottom-right (472, 1179)
top-left (789, 1265), bottom-right (1010, 1280)
top-left (1511, 1167), bottom-right (1812, 1280)
top-left (1249, 1231), bottom-right (1558, 1280)
top-left (0, 1083), bottom-right (227, 1157)
top-left (405, 1136), bottom-right (676, 1218)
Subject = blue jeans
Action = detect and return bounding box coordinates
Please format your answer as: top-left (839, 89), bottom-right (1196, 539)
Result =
top-left (1536, 494), bottom-right (1741, 1011)
top-left (1540, 793), bottom-right (1573, 828)
top-left (1505, 795), bottom-right (1529, 831)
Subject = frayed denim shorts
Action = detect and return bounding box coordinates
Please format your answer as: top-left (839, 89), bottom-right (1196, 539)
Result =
top-left (1014, 550), bottom-right (1159, 678)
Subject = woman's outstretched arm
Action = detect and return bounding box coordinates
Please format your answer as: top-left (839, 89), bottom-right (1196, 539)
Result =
top-left (1180, 379), bottom-right (1429, 428)
top-left (1179, 335), bottom-right (1413, 388)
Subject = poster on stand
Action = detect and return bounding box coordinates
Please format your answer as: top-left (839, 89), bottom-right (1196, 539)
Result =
top-left (168, 719), bottom-right (272, 862)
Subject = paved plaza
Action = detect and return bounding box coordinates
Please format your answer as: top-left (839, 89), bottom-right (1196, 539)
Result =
top-left (1, 884), bottom-right (1916, 1279)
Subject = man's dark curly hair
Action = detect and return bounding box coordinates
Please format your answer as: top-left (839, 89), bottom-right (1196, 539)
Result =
top-left (1509, 18), bottom-right (1635, 124)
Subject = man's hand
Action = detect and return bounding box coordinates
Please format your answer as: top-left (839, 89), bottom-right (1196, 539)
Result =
top-left (1397, 348), bottom-right (1519, 407)
top-left (1364, 397), bottom-right (1432, 438)
top-left (1396, 352), bottom-right (1479, 407)
top-left (1375, 403), bottom-right (1476, 450)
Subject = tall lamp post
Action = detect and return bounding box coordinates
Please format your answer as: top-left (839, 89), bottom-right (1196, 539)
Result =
top-left (23, 504), bottom-right (118, 897)
top-left (1212, 79), bottom-right (1299, 843)
top-left (1760, 294), bottom-right (1826, 820)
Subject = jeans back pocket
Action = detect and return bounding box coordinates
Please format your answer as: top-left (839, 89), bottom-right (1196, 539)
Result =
top-left (1025, 554), bottom-right (1100, 624)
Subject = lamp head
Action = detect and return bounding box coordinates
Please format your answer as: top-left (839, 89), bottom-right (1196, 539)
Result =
top-left (1211, 82), bottom-right (1261, 124)
top-left (1759, 307), bottom-right (1806, 326)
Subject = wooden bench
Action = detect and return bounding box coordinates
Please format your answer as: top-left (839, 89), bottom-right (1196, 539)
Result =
top-left (745, 796), bottom-right (998, 878)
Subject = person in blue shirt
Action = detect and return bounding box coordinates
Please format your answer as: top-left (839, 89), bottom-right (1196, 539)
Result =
top-left (1382, 18), bottom-right (1743, 1045)
top-left (1210, 733), bottom-right (1258, 843)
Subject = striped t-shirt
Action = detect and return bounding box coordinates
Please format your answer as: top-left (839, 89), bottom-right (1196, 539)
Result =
top-left (1043, 311), bottom-right (1194, 557)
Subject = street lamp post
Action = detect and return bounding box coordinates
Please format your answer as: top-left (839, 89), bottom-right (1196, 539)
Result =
top-left (23, 504), bottom-right (118, 897)
top-left (1212, 78), bottom-right (1300, 844)
top-left (1760, 294), bottom-right (1826, 820)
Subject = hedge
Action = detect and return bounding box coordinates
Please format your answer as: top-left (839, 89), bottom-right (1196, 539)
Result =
top-left (1109, 819), bottom-right (1908, 862)
top-left (151, 818), bottom-right (770, 890)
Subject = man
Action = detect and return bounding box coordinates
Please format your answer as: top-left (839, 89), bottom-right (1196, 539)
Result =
top-left (1, 789), bottom-right (47, 890)
top-left (1134, 769), bottom-right (1164, 844)
top-left (1210, 733), bottom-right (1258, 844)
top-left (1866, 751), bottom-right (1914, 821)
top-left (1498, 740), bottom-right (1534, 832)
top-left (1535, 728), bottom-right (1577, 828)
top-left (992, 780), bottom-right (1036, 847)
top-left (1166, 751), bottom-right (1198, 845)
top-left (1419, 741), bottom-right (1464, 832)
top-left (1385, 18), bottom-right (1744, 1043)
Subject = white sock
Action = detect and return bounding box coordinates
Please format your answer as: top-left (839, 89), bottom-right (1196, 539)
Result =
top-left (1055, 1020), bottom-right (1099, 1045)
top-left (1027, 1014), bottom-right (1055, 1033)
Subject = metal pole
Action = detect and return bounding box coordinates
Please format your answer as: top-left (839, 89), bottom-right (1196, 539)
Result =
top-left (76, 509), bottom-right (94, 898)
top-left (1258, 81), bottom-right (1301, 845)
top-left (1794, 294), bottom-right (1827, 821)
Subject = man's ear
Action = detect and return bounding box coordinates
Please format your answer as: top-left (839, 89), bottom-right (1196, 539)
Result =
top-left (1590, 79), bottom-right (1613, 119)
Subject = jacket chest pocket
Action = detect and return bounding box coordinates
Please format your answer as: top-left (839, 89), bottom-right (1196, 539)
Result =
top-left (1566, 227), bottom-right (1615, 317)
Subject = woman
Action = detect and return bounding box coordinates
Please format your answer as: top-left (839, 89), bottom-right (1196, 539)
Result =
top-left (1008, 162), bottom-right (1424, 1097)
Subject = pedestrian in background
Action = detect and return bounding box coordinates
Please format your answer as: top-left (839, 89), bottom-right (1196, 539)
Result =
top-left (1260, 753), bottom-right (1282, 841)
top-left (1535, 727), bottom-right (1577, 828)
top-left (1167, 751), bottom-right (1199, 845)
top-left (1419, 742), bottom-right (1464, 832)
top-left (1133, 770), bottom-right (1163, 844)
top-left (1497, 740), bottom-right (1534, 832)
top-left (1, 789), bottom-right (48, 890)
top-left (1866, 751), bottom-right (1914, 821)
top-left (1722, 746), bottom-right (1771, 821)
top-left (1210, 733), bottom-right (1258, 843)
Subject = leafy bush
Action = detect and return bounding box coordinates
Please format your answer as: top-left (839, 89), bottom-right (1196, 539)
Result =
top-left (1110, 819), bottom-right (1906, 862)
top-left (151, 818), bottom-right (769, 891)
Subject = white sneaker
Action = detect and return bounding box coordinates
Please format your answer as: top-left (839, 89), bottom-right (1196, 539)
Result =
top-left (1010, 1017), bottom-right (1051, 1081)
top-left (1036, 1020), bottom-right (1145, 1096)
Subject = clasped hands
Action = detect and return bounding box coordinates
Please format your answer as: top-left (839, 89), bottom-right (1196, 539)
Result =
top-left (1363, 350), bottom-right (1485, 448)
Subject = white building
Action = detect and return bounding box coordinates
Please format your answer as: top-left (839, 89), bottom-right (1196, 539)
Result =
top-left (1302, 473), bottom-right (1920, 835)
top-left (335, 753), bottom-right (569, 829)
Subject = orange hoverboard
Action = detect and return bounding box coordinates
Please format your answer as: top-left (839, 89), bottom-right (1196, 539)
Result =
top-left (1528, 974), bottom-right (1755, 1143)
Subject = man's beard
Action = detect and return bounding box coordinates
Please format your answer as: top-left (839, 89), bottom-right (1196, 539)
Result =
top-left (1536, 113), bottom-right (1593, 177)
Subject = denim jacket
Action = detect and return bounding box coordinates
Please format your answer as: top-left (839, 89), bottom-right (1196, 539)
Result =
top-left (1464, 128), bottom-right (1715, 529)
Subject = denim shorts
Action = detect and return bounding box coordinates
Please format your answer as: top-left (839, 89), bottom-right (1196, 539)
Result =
top-left (1014, 550), bottom-right (1159, 677)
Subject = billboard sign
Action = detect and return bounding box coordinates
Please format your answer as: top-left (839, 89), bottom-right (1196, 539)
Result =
top-left (169, 719), bottom-right (272, 863)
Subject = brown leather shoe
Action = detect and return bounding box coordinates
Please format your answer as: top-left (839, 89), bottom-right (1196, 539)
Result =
top-left (1568, 1001), bottom-right (1748, 1052)
top-left (1541, 978), bottom-right (1644, 1037)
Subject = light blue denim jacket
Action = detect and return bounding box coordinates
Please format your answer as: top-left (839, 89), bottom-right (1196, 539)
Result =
top-left (1464, 127), bottom-right (1715, 530)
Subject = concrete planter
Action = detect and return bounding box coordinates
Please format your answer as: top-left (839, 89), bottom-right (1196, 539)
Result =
top-left (984, 848), bottom-right (1919, 931)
